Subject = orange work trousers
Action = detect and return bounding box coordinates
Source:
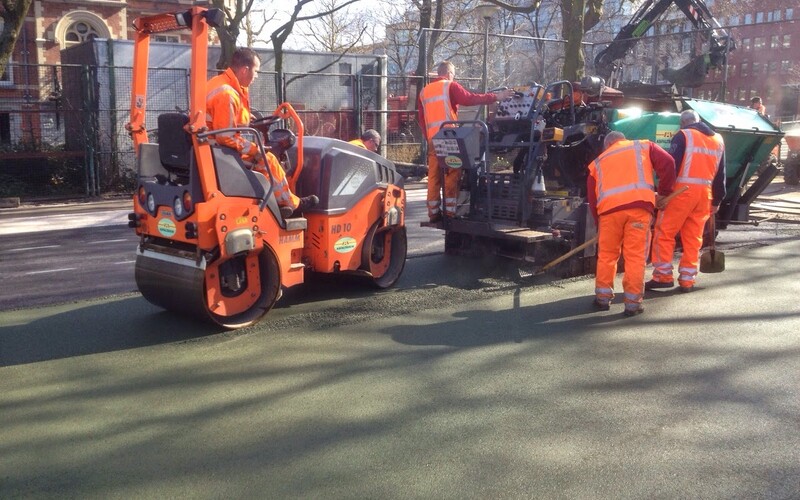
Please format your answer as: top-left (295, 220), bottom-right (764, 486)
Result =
top-left (252, 152), bottom-right (300, 209)
top-left (426, 143), bottom-right (461, 218)
top-left (595, 208), bottom-right (653, 311)
top-left (650, 186), bottom-right (710, 288)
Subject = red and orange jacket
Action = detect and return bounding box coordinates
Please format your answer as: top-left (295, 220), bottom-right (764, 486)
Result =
top-left (587, 139), bottom-right (676, 222)
top-left (417, 77), bottom-right (498, 140)
top-left (669, 123), bottom-right (726, 206)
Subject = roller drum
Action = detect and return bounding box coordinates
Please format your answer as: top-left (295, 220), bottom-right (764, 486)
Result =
top-left (135, 251), bottom-right (209, 320)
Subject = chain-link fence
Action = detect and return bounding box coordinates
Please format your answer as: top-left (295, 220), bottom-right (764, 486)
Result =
top-left (2, 18), bottom-right (798, 200)
top-left (0, 64), bottom-right (88, 198)
top-left (0, 64), bottom-right (428, 200)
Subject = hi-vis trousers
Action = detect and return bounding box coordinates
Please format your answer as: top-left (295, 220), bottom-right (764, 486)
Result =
top-left (426, 143), bottom-right (460, 218)
top-left (595, 208), bottom-right (653, 310)
top-left (651, 186), bottom-right (710, 288)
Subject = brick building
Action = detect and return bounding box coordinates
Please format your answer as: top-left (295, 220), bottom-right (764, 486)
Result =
top-left (0, 0), bottom-right (195, 146)
top-left (694, 1), bottom-right (799, 118)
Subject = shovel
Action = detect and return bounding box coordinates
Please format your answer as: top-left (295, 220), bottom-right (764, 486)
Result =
top-left (534, 186), bottom-right (688, 276)
top-left (699, 213), bottom-right (725, 273)
top-left (534, 236), bottom-right (598, 276)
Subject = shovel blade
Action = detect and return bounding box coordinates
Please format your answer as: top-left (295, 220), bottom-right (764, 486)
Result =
top-left (700, 249), bottom-right (725, 273)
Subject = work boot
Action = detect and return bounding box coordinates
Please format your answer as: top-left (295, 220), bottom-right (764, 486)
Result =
top-left (429, 213), bottom-right (442, 224)
top-left (297, 195), bottom-right (319, 212)
top-left (645, 279), bottom-right (674, 290)
top-left (679, 285), bottom-right (694, 293)
top-left (592, 298), bottom-right (610, 311)
top-left (623, 305), bottom-right (644, 317)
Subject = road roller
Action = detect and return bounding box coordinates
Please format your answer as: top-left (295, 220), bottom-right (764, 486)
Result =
top-left (125, 7), bottom-right (407, 328)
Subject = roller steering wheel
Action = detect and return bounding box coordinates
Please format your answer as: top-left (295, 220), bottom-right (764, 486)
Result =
top-left (250, 114), bottom-right (281, 127)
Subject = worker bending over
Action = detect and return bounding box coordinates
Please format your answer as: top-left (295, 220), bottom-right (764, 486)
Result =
top-left (206, 48), bottom-right (318, 218)
top-left (349, 129), bottom-right (381, 153)
top-left (647, 110), bottom-right (726, 293)
top-left (588, 131), bottom-right (676, 316)
top-left (418, 61), bottom-right (515, 223)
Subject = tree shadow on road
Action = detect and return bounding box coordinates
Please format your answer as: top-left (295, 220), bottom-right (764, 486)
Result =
top-left (0, 296), bottom-right (221, 367)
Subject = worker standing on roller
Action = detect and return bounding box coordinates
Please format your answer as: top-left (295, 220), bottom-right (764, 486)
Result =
top-left (206, 47), bottom-right (318, 218)
top-left (588, 131), bottom-right (676, 317)
top-left (647, 110), bottom-right (726, 293)
top-left (349, 129), bottom-right (381, 153)
top-left (418, 61), bottom-right (515, 223)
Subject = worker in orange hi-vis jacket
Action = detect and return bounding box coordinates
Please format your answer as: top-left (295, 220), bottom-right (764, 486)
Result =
top-left (587, 131), bottom-right (676, 317)
top-left (349, 129), bottom-right (381, 153)
top-left (417, 61), bottom-right (515, 223)
top-left (647, 110), bottom-right (726, 293)
top-left (206, 47), bottom-right (317, 218)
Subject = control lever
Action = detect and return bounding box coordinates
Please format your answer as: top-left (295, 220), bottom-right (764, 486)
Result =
top-left (488, 86), bottom-right (524, 99)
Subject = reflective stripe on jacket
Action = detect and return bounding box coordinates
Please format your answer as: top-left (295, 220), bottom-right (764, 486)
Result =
top-left (205, 68), bottom-right (258, 157)
top-left (676, 129), bottom-right (724, 188)
top-left (420, 80), bottom-right (455, 140)
top-left (590, 140), bottom-right (656, 215)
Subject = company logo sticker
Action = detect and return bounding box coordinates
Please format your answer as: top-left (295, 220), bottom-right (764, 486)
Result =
top-left (157, 218), bottom-right (177, 237)
top-left (236, 216), bottom-right (248, 225)
top-left (333, 236), bottom-right (357, 253)
top-left (444, 155), bottom-right (463, 168)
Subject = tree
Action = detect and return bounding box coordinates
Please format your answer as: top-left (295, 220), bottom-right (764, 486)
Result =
top-left (269, 0), bottom-right (361, 102)
top-left (209, 0), bottom-right (260, 69)
top-left (0, 0), bottom-right (33, 78)
top-left (296, 0), bottom-right (372, 52)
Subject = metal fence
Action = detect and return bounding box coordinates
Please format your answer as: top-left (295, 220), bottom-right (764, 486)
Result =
top-left (2, 18), bottom-right (798, 200)
top-left (0, 63), bottom-right (428, 200)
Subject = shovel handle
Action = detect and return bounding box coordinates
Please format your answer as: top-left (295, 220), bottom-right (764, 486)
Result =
top-left (538, 235), bottom-right (598, 274)
top-left (656, 185), bottom-right (689, 209)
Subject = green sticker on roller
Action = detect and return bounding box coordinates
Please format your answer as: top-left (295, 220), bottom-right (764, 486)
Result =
top-left (157, 218), bottom-right (177, 237)
top-left (334, 236), bottom-right (357, 253)
top-left (444, 156), bottom-right (463, 168)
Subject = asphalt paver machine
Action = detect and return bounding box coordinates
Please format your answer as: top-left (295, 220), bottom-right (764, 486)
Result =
top-left (126, 8), bottom-right (407, 328)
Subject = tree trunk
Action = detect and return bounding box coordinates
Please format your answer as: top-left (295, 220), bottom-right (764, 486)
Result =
top-left (561, 0), bottom-right (586, 81)
top-left (0, 0), bottom-right (34, 77)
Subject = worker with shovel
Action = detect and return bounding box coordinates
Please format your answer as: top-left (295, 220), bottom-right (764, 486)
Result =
top-left (588, 131), bottom-right (676, 317)
top-left (647, 110), bottom-right (726, 293)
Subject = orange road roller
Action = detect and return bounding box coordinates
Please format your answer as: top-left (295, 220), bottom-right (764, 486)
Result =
top-left (126, 8), bottom-right (407, 328)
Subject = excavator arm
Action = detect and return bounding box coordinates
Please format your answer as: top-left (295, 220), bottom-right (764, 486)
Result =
top-left (593, 0), bottom-right (734, 87)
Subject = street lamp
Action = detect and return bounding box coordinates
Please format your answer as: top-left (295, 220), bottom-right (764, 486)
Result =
top-left (474, 3), bottom-right (500, 119)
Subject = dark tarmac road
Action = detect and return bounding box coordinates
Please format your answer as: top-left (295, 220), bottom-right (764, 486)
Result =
top-left (2, 229), bottom-right (799, 498)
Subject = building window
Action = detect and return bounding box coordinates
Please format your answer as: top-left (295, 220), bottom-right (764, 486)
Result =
top-left (786, 8), bottom-right (793, 20)
top-left (65, 21), bottom-right (100, 44)
top-left (681, 37), bottom-right (692, 53)
top-left (768, 61), bottom-right (778, 74)
top-left (0, 113), bottom-right (10, 144)
top-left (781, 61), bottom-right (791, 74)
top-left (753, 62), bottom-right (761, 74)
top-left (771, 35), bottom-right (780, 48)
top-left (153, 35), bottom-right (180, 43)
top-left (754, 37), bottom-right (765, 49)
top-left (783, 34), bottom-right (792, 48)
top-left (729, 15), bottom-right (740, 26)
top-left (54, 12), bottom-right (111, 50)
top-left (741, 38), bottom-right (751, 50)
top-left (756, 12), bottom-right (764, 23)
top-left (740, 62), bottom-right (749, 76)
top-left (744, 13), bottom-right (753, 24)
